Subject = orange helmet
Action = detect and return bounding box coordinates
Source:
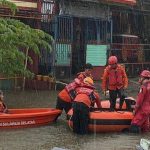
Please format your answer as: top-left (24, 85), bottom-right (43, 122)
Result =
top-left (140, 70), bottom-right (150, 78)
top-left (108, 56), bottom-right (118, 65)
top-left (84, 77), bottom-right (94, 85)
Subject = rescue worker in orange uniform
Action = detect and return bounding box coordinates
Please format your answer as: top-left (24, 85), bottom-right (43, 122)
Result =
top-left (0, 90), bottom-right (8, 113)
top-left (72, 77), bottom-right (101, 134)
top-left (130, 70), bottom-right (150, 133)
top-left (55, 78), bottom-right (81, 119)
top-left (77, 63), bottom-right (93, 81)
top-left (101, 56), bottom-right (128, 111)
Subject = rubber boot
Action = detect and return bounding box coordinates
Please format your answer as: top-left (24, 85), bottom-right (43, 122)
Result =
top-left (129, 124), bottom-right (141, 133)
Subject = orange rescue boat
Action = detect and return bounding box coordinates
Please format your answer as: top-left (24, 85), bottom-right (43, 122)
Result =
top-left (67, 100), bottom-right (134, 133)
top-left (0, 108), bottom-right (61, 129)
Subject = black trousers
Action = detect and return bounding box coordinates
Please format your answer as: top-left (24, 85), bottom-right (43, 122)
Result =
top-left (56, 97), bottom-right (72, 114)
top-left (109, 88), bottom-right (126, 111)
top-left (72, 102), bottom-right (89, 135)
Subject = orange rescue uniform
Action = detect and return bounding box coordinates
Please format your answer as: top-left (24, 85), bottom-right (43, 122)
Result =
top-left (58, 89), bottom-right (72, 103)
top-left (102, 64), bottom-right (128, 91)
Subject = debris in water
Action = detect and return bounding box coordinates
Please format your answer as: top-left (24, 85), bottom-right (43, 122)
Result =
top-left (136, 138), bottom-right (150, 150)
top-left (136, 145), bottom-right (143, 150)
top-left (51, 147), bottom-right (69, 150)
top-left (140, 139), bottom-right (150, 150)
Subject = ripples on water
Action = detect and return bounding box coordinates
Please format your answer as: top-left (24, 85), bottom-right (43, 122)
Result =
top-left (0, 118), bottom-right (149, 150)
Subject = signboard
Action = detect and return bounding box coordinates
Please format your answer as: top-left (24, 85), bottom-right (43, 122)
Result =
top-left (8, 0), bottom-right (37, 8)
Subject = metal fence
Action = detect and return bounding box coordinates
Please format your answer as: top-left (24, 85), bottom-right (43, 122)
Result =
top-left (86, 18), bottom-right (112, 44)
top-left (110, 43), bottom-right (150, 77)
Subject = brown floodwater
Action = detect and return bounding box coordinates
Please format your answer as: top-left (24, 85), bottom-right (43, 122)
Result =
top-left (0, 81), bottom-right (149, 150)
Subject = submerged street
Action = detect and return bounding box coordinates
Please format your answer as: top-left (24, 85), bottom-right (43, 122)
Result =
top-left (0, 0), bottom-right (150, 149)
top-left (0, 81), bottom-right (149, 150)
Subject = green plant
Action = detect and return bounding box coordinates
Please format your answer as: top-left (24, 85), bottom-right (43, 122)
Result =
top-left (0, 18), bottom-right (54, 90)
top-left (0, 0), bottom-right (17, 15)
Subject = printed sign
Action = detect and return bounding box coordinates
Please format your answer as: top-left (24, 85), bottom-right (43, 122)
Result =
top-left (0, 120), bottom-right (35, 127)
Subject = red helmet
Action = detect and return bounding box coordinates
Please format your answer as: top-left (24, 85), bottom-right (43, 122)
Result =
top-left (108, 56), bottom-right (118, 65)
top-left (140, 70), bottom-right (150, 78)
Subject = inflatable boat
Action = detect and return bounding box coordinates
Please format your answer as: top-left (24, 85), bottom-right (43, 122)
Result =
top-left (100, 97), bottom-right (136, 110)
top-left (67, 100), bottom-right (134, 133)
top-left (0, 108), bottom-right (61, 129)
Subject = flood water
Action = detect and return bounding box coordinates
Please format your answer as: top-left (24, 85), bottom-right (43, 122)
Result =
top-left (0, 81), bottom-right (150, 150)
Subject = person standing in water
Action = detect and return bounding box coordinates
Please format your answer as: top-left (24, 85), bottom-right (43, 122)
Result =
top-left (130, 70), bottom-right (150, 133)
top-left (72, 77), bottom-right (101, 134)
top-left (101, 56), bottom-right (128, 111)
top-left (55, 78), bottom-right (81, 120)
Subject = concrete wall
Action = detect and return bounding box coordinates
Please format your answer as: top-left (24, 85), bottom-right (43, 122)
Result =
top-left (59, 0), bottom-right (109, 18)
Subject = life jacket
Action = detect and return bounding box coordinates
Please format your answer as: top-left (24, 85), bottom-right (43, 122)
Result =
top-left (58, 89), bottom-right (71, 102)
top-left (80, 82), bottom-right (95, 90)
top-left (135, 81), bottom-right (150, 114)
top-left (102, 65), bottom-right (127, 90)
top-left (108, 66), bottom-right (123, 85)
top-left (76, 87), bottom-right (96, 103)
top-left (65, 78), bottom-right (80, 93)
top-left (76, 87), bottom-right (93, 95)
